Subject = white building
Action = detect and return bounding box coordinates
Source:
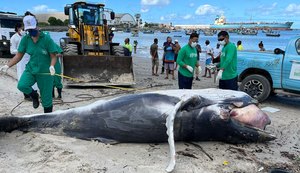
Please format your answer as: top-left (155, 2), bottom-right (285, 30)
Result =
top-left (112, 13), bottom-right (136, 26)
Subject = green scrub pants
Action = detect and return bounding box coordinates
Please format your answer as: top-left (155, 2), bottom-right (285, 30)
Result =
top-left (17, 69), bottom-right (54, 108)
top-left (54, 59), bottom-right (63, 89)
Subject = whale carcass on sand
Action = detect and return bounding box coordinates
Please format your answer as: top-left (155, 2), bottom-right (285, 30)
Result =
top-left (0, 88), bottom-right (276, 172)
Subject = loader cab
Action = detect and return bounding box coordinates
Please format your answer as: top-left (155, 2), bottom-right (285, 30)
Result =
top-left (64, 2), bottom-right (115, 27)
top-left (62, 2), bottom-right (116, 55)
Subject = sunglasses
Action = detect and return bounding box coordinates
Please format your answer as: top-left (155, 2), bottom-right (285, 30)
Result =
top-left (218, 37), bottom-right (225, 41)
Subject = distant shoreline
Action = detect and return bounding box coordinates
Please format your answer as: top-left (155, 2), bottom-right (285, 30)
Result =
top-left (40, 26), bottom-right (68, 32)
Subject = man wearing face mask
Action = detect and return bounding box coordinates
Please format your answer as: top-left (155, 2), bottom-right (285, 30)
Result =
top-left (0, 12), bottom-right (58, 113)
top-left (216, 31), bottom-right (238, 90)
top-left (176, 33), bottom-right (201, 89)
top-left (10, 22), bottom-right (38, 100)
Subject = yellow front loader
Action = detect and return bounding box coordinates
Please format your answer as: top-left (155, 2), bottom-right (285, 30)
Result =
top-left (60, 1), bottom-right (134, 86)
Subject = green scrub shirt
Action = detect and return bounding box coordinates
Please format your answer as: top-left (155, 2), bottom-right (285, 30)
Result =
top-left (17, 31), bottom-right (58, 108)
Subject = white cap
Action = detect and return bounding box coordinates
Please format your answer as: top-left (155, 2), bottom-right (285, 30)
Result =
top-left (23, 15), bottom-right (37, 30)
top-left (175, 39), bottom-right (178, 42)
top-left (111, 27), bottom-right (116, 31)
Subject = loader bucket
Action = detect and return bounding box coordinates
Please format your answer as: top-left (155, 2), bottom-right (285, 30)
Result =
top-left (62, 55), bottom-right (135, 86)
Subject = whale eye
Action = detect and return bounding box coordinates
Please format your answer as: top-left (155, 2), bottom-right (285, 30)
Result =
top-left (232, 102), bottom-right (244, 107)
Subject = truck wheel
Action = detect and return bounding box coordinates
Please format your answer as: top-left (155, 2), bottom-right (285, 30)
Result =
top-left (240, 74), bottom-right (271, 102)
top-left (63, 44), bottom-right (78, 55)
top-left (112, 45), bottom-right (125, 56)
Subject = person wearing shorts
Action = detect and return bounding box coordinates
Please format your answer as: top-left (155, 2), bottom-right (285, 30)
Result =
top-left (163, 36), bottom-right (175, 80)
top-left (150, 38), bottom-right (159, 76)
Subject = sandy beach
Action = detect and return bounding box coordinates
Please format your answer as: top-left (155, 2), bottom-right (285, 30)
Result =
top-left (0, 56), bottom-right (299, 173)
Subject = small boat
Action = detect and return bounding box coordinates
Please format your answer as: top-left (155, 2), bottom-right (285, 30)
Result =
top-left (185, 30), bottom-right (197, 35)
top-left (174, 35), bottom-right (182, 37)
top-left (203, 30), bottom-right (215, 36)
top-left (142, 30), bottom-right (154, 34)
top-left (266, 30), bottom-right (280, 37)
top-left (241, 29), bottom-right (258, 35)
top-left (161, 29), bottom-right (171, 33)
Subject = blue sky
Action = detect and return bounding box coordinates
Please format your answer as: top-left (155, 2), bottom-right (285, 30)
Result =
top-left (0, 0), bottom-right (299, 28)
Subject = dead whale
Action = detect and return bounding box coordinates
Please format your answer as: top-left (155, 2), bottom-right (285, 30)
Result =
top-left (0, 89), bottom-right (275, 172)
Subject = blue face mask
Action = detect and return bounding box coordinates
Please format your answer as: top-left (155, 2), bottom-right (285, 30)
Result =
top-left (28, 29), bottom-right (38, 37)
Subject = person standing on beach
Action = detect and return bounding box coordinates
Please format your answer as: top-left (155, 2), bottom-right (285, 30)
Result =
top-left (133, 40), bottom-right (138, 54)
top-left (173, 39), bottom-right (181, 70)
top-left (237, 40), bottom-right (244, 51)
top-left (194, 44), bottom-right (202, 81)
top-left (202, 40), bottom-right (213, 78)
top-left (10, 22), bottom-right (38, 100)
top-left (176, 33), bottom-right (201, 89)
top-left (150, 38), bottom-right (159, 76)
top-left (0, 12), bottom-right (58, 113)
top-left (163, 36), bottom-right (175, 80)
top-left (53, 44), bottom-right (63, 99)
top-left (216, 31), bottom-right (238, 90)
top-left (123, 38), bottom-right (132, 56)
top-left (108, 27), bottom-right (115, 42)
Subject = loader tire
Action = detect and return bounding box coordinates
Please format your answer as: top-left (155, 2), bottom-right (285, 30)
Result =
top-left (112, 45), bottom-right (125, 56)
top-left (63, 44), bottom-right (78, 55)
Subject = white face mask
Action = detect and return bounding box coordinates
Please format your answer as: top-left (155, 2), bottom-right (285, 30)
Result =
top-left (20, 31), bottom-right (26, 36)
top-left (219, 40), bottom-right (226, 46)
top-left (191, 42), bottom-right (197, 48)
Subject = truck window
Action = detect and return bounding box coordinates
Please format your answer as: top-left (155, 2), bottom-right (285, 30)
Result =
top-left (296, 39), bottom-right (300, 55)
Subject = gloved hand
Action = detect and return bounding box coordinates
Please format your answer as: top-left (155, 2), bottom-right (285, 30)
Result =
top-left (197, 66), bottom-right (202, 74)
top-left (186, 65), bottom-right (193, 73)
top-left (49, 66), bottom-right (55, 76)
top-left (0, 65), bottom-right (9, 73)
top-left (216, 69), bottom-right (223, 82)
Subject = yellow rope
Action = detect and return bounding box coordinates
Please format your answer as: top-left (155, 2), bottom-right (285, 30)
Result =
top-left (39, 73), bottom-right (136, 91)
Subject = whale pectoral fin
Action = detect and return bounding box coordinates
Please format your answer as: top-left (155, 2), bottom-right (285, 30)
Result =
top-left (179, 96), bottom-right (213, 112)
top-left (90, 137), bottom-right (120, 145)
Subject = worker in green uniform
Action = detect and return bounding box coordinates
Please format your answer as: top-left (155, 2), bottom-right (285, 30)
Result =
top-left (176, 32), bottom-right (201, 89)
top-left (216, 31), bottom-right (238, 90)
top-left (0, 13), bottom-right (58, 113)
top-left (53, 44), bottom-right (63, 99)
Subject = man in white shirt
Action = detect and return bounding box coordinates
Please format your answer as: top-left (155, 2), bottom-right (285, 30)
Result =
top-left (202, 40), bottom-right (213, 78)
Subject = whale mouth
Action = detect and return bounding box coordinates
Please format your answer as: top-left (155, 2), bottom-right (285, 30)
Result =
top-left (226, 104), bottom-right (276, 142)
top-left (229, 104), bottom-right (271, 130)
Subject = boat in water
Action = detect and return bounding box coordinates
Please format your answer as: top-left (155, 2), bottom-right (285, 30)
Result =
top-left (142, 30), bottom-right (154, 34)
top-left (160, 29), bottom-right (171, 33)
top-left (210, 15), bottom-right (293, 30)
top-left (265, 30), bottom-right (280, 37)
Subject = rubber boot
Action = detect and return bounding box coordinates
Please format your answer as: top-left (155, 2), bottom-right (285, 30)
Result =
top-left (44, 106), bottom-right (53, 113)
top-left (57, 88), bottom-right (62, 99)
top-left (29, 90), bottom-right (39, 109)
top-left (52, 87), bottom-right (55, 98)
top-left (24, 93), bottom-right (32, 101)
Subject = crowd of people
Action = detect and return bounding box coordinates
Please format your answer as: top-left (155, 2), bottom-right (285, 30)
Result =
top-left (147, 33), bottom-right (230, 89)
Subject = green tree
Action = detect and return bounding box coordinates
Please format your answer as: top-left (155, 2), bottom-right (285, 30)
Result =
top-left (48, 16), bottom-right (57, 25)
top-left (63, 19), bottom-right (69, 26)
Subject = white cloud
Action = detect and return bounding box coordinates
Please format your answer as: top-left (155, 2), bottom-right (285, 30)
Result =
top-left (189, 3), bottom-right (195, 7)
top-left (285, 3), bottom-right (300, 15)
top-left (32, 5), bottom-right (57, 13)
top-left (195, 4), bottom-right (223, 15)
top-left (183, 14), bottom-right (192, 19)
top-left (160, 13), bottom-right (177, 21)
top-left (141, 0), bottom-right (170, 6)
top-left (141, 8), bottom-right (149, 13)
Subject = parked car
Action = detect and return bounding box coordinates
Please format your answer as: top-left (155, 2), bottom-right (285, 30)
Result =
top-left (237, 36), bottom-right (300, 102)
